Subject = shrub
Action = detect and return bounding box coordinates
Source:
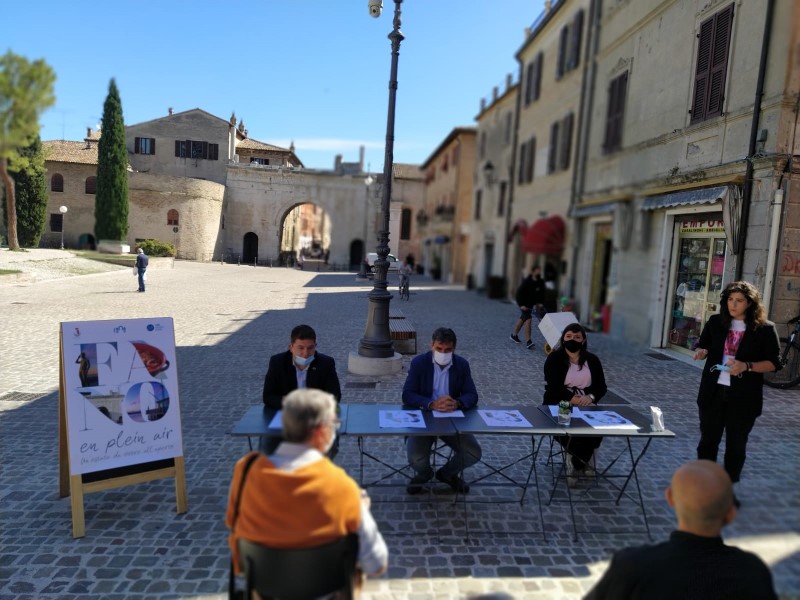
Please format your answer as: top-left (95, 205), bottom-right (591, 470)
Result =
top-left (136, 239), bottom-right (175, 257)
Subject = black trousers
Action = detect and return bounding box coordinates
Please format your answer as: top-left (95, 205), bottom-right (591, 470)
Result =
top-left (556, 435), bottom-right (602, 470)
top-left (697, 385), bottom-right (757, 483)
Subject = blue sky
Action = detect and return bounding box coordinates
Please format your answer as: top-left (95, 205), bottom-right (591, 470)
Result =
top-left (5, 0), bottom-right (544, 171)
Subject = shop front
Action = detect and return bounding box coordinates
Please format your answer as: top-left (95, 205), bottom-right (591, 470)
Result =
top-left (667, 215), bottom-right (727, 354)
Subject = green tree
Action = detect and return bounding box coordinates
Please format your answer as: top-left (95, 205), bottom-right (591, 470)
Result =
top-left (0, 51), bottom-right (56, 250)
top-left (94, 78), bottom-right (128, 241)
top-left (1, 135), bottom-right (48, 247)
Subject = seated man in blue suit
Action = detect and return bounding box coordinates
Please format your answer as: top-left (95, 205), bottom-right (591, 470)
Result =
top-left (262, 324), bottom-right (342, 455)
top-left (402, 327), bottom-right (482, 494)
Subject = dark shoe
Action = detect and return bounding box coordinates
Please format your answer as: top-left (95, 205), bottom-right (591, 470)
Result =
top-left (526, 340), bottom-right (535, 349)
top-left (406, 472), bottom-right (432, 495)
top-left (510, 334), bottom-right (521, 344)
top-left (435, 469), bottom-right (469, 494)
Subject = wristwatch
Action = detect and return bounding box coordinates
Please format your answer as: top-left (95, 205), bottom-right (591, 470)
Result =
top-left (746, 361), bottom-right (753, 372)
top-left (588, 393), bottom-right (596, 402)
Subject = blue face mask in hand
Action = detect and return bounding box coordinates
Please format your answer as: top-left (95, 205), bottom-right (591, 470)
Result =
top-left (710, 364), bottom-right (730, 372)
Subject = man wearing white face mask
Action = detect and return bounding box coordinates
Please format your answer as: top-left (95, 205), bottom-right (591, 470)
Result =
top-left (402, 327), bottom-right (482, 494)
top-left (262, 324), bottom-right (342, 455)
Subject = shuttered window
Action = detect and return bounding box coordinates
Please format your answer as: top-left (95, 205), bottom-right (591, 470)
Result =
top-left (568, 10), bottom-right (584, 71)
top-left (556, 26), bottom-right (569, 79)
top-left (690, 4), bottom-right (733, 124)
top-left (524, 61), bottom-right (535, 106)
top-left (547, 121), bottom-right (560, 173)
top-left (134, 137), bottom-right (155, 155)
top-left (167, 209), bottom-right (179, 226)
top-left (474, 190), bottom-right (482, 220)
top-left (559, 113), bottom-right (574, 171)
top-left (51, 173), bottom-right (64, 192)
top-left (518, 142), bottom-right (527, 184)
top-left (85, 176), bottom-right (96, 194)
top-left (603, 71), bottom-right (628, 153)
top-left (525, 137), bottom-right (536, 183)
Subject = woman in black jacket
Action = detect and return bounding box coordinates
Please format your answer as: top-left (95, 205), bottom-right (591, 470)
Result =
top-left (543, 323), bottom-right (607, 480)
top-left (692, 281), bottom-right (780, 496)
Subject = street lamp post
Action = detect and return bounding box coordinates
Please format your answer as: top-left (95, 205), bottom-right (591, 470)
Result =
top-left (358, 172), bottom-right (375, 279)
top-left (357, 0), bottom-right (404, 359)
top-left (59, 205), bottom-right (68, 250)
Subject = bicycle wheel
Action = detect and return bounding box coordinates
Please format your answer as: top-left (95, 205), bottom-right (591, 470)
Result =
top-left (764, 337), bottom-right (800, 389)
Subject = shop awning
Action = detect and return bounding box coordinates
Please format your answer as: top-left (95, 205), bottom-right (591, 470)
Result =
top-left (572, 202), bottom-right (616, 218)
top-left (641, 186), bottom-right (728, 211)
top-left (424, 235), bottom-right (451, 246)
top-left (522, 215), bottom-right (565, 255)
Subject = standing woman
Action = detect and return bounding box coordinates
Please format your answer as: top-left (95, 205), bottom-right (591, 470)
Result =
top-left (693, 281), bottom-right (780, 502)
top-left (543, 323), bottom-right (607, 482)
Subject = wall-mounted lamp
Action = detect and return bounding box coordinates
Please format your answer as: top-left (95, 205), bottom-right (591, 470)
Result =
top-left (483, 160), bottom-right (496, 187)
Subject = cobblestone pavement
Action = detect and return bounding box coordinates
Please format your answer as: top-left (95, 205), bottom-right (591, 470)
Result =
top-left (1, 252), bottom-right (799, 599)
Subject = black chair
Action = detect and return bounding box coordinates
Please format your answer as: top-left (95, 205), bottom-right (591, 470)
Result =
top-left (237, 534), bottom-right (359, 600)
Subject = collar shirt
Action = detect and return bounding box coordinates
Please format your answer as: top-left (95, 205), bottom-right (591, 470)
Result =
top-left (295, 364), bottom-right (308, 390)
top-left (431, 355), bottom-right (452, 400)
top-left (270, 441), bottom-right (324, 471)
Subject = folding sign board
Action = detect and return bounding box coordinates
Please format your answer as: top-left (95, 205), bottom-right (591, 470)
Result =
top-left (58, 317), bottom-right (187, 537)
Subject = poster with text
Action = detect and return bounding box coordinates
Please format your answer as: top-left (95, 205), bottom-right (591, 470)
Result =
top-left (61, 318), bottom-right (183, 475)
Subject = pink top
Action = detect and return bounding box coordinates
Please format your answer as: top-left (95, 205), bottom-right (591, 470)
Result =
top-left (564, 361), bottom-right (592, 391)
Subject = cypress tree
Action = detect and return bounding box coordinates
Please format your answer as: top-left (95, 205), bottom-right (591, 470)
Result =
top-left (2, 135), bottom-right (48, 247)
top-left (94, 78), bottom-right (128, 241)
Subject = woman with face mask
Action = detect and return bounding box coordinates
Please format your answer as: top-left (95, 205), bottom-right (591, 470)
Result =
top-left (543, 322), bottom-right (607, 485)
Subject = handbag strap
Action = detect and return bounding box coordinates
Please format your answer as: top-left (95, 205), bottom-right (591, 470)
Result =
top-left (229, 451), bottom-right (261, 599)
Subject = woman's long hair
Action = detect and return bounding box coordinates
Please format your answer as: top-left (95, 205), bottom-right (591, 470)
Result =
top-left (555, 322), bottom-right (589, 368)
top-left (719, 281), bottom-right (767, 329)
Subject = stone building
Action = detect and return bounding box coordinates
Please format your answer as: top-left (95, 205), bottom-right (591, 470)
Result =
top-left (471, 76), bottom-right (518, 296)
top-left (418, 127), bottom-right (476, 284)
top-left (571, 0), bottom-right (799, 348)
top-left (14, 108), bottom-right (412, 269)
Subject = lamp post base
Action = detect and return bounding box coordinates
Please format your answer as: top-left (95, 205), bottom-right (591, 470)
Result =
top-left (347, 350), bottom-right (403, 376)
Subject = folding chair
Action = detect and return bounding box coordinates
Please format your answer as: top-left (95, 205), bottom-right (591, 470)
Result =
top-left (236, 534), bottom-right (358, 600)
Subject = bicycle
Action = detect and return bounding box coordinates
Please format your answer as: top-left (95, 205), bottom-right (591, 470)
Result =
top-left (764, 315), bottom-right (800, 389)
top-left (398, 276), bottom-right (410, 301)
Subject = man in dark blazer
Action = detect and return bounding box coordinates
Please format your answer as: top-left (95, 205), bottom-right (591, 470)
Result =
top-left (261, 324), bottom-right (341, 454)
top-left (584, 460), bottom-right (777, 600)
top-left (402, 327), bottom-right (481, 494)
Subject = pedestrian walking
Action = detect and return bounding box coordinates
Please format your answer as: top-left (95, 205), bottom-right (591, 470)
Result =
top-left (510, 266), bottom-right (545, 349)
top-left (135, 248), bottom-right (149, 292)
top-left (692, 281), bottom-right (781, 507)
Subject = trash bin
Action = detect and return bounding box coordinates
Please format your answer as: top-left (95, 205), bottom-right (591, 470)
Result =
top-left (487, 276), bottom-right (506, 299)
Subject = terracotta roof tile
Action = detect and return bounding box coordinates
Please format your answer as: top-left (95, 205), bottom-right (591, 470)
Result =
top-left (236, 137), bottom-right (289, 152)
top-left (43, 140), bottom-right (99, 165)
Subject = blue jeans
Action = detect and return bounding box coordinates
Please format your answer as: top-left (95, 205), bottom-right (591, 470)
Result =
top-left (407, 434), bottom-right (481, 478)
top-left (137, 268), bottom-right (146, 291)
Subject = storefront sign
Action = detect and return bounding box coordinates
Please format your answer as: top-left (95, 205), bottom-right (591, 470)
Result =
top-left (679, 218), bottom-right (724, 234)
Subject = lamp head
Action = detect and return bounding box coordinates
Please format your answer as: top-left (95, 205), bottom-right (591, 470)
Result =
top-left (368, 0), bottom-right (383, 17)
top-left (59, 205), bottom-right (68, 214)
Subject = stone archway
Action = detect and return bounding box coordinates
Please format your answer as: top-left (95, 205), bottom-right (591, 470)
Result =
top-left (350, 240), bottom-right (364, 269)
top-left (243, 232), bottom-right (258, 264)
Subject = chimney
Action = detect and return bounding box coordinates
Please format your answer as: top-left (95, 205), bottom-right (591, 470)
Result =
top-left (168, 107), bottom-right (174, 115)
top-left (87, 127), bottom-right (92, 138)
top-left (359, 145), bottom-right (365, 170)
top-left (334, 154), bottom-right (342, 172)
top-left (545, 0), bottom-right (552, 11)
top-left (506, 73), bottom-right (513, 90)
top-left (492, 86), bottom-right (499, 101)
top-left (480, 98), bottom-right (486, 112)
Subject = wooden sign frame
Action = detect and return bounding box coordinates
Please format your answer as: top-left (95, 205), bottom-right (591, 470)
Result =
top-left (57, 318), bottom-right (187, 538)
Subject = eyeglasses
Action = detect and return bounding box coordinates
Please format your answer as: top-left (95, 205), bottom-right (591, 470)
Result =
top-left (328, 418), bottom-right (342, 432)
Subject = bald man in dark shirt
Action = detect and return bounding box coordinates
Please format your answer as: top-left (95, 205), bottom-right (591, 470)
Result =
top-left (585, 460), bottom-right (776, 600)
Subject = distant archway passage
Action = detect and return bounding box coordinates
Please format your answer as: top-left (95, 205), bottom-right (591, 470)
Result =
top-left (78, 233), bottom-right (96, 250)
top-left (278, 202), bottom-right (333, 266)
top-left (243, 232), bottom-right (258, 264)
top-left (350, 240), bottom-right (364, 269)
